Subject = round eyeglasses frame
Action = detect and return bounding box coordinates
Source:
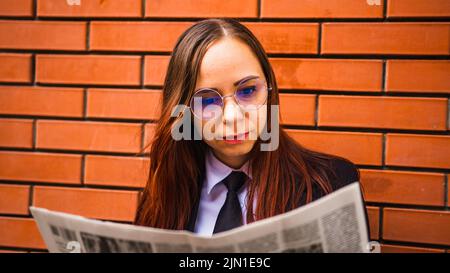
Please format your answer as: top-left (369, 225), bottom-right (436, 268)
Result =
top-left (188, 79), bottom-right (272, 120)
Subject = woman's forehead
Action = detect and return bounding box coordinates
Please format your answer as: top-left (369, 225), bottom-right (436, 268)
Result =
top-left (197, 38), bottom-right (263, 81)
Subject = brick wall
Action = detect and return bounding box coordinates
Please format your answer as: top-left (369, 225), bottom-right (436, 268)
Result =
top-left (0, 0), bottom-right (449, 253)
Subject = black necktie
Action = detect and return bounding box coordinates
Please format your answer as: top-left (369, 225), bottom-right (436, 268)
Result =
top-left (213, 171), bottom-right (247, 234)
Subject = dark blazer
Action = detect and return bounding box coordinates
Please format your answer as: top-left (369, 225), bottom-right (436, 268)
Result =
top-left (184, 157), bottom-right (370, 238)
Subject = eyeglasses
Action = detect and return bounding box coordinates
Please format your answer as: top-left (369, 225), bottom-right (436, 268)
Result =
top-left (189, 78), bottom-right (272, 120)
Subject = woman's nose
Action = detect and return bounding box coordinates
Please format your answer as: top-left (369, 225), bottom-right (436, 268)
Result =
top-left (222, 96), bottom-right (244, 124)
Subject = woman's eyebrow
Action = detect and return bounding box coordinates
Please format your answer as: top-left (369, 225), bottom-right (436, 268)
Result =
top-left (195, 75), bottom-right (260, 92)
top-left (233, 75), bottom-right (259, 86)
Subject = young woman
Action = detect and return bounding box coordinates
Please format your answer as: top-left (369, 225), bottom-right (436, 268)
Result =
top-left (134, 18), bottom-right (368, 236)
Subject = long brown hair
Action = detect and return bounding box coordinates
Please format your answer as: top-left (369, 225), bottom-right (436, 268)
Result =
top-left (134, 18), bottom-right (357, 230)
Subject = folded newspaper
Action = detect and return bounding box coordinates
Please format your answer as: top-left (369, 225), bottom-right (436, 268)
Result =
top-left (30, 182), bottom-right (371, 253)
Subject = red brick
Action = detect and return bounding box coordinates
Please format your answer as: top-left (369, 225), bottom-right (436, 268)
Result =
top-left (367, 206), bottom-right (379, 240)
top-left (381, 244), bottom-right (445, 253)
top-left (286, 129), bottom-right (383, 165)
top-left (279, 94), bottom-right (315, 126)
top-left (388, 0), bottom-right (450, 18)
top-left (0, 249), bottom-right (27, 253)
top-left (0, 86), bottom-right (84, 117)
top-left (0, 118), bottom-right (33, 148)
top-left (90, 21), bottom-right (192, 52)
top-left (154, 56), bottom-right (381, 94)
top-left (386, 134), bottom-right (450, 169)
top-left (318, 96), bottom-right (448, 131)
top-left (383, 208), bottom-right (450, 245)
top-left (86, 88), bottom-right (162, 120)
top-left (0, 184), bottom-right (30, 215)
top-left (145, 0), bottom-right (258, 18)
top-left (0, 0), bottom-right (33, 16)
top-left (36, 120), bottom-right (142, 153)
top-left (360, 169), bottom-right (445, 206)
top-left (84, 155), bottom-right (149, 188)
top-left (0, 20), bottom-right (86, 50)
top-left (0, 53), bottom-right (32, 83)
top-left (447, 174), bottom-right (450, 207)
top-left (143, 123), bottom-right (157, 153)
top-left (0, 217), bottom-right (45, 249)
top-left (0, 151), bottom-right (82, 184)
top-left (37, 0), bottom-right (142, 18)
top-left (243, 23), bottom-right (319, 54)
top-left (144, 55), bottom-right (170, 86)
top-left (33, 186), bottom-right (138, 222)
top-left (322, 23), bottom-right (450, 55)
top-left (386, 60), bottom-right (450, 93)
top-left (270, 58), bottom-right (383, 91)
top-left (261, 0), bottom-right (383, 18)
top-left (36, 54), bottom-right (141, 86)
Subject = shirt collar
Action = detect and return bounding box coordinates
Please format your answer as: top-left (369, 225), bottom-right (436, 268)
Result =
top-left (205, 148), bottom-right (252, 195)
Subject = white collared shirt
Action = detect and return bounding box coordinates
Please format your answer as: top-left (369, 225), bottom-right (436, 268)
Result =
top-left (193, 149), bottom-right (254, 236)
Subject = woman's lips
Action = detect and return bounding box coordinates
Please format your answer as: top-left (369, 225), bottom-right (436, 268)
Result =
top-left (222, 132), bottom-right (249, 144)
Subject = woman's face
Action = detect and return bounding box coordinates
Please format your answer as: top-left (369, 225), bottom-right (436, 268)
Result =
top-left (193, 37), bottom-right (268, 168)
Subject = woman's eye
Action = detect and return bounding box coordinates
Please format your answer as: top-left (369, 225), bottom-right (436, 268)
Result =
top-left (203, 97), bottom-right (218, 105)
top-left (239, 86), bottom-right (256, 96)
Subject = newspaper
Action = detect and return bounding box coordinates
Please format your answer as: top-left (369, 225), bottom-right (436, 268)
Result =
top-left (30, 182), bottom-right (371, 253)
